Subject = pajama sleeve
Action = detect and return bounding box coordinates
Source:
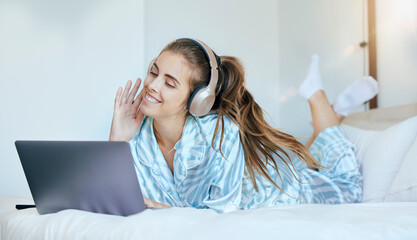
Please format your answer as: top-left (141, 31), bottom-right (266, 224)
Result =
top-left (201, 126), bottom-right (245, 214)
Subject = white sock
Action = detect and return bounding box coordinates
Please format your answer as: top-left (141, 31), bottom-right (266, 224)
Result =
top-left (333, 76), bottom-right (379, 116)
top-left (298, 54), bottom-right (323, 99)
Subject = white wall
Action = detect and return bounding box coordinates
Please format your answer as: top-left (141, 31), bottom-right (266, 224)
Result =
top-left (376, 0), bottom-right (417, 108)
top-left (0, 0), bottom-right (145, 197)
top-left (277, 0), bottom-right (366, 138)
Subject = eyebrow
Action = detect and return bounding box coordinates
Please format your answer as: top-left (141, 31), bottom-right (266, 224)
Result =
top-left (153, 63), bottom-right (181, 86)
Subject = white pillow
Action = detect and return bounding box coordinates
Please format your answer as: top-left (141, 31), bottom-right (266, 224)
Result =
top-left (341, 116), bottom-right (417, 202)
top-left (385, 138), bottom-right (417, 201)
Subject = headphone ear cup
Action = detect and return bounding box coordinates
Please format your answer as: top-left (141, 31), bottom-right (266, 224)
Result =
top-left (188, 86), bottom-right (216, 117)
top-left (187, 85), bottom-right (206, 112)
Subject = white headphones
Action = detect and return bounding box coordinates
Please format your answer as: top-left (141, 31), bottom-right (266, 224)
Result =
top-left (147, 38), bottom-right (220, 117)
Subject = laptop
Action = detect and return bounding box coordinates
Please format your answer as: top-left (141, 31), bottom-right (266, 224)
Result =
top-left (15, 140), bottom-right (146, 216)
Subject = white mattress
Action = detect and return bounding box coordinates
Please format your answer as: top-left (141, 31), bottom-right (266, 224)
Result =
top-left (1, 196), bottom-right (417, 240)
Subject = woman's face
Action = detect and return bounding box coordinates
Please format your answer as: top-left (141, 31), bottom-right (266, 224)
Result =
top-left (140, 51), bottom-right (192, 120)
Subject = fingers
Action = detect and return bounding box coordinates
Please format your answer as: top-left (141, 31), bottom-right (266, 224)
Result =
top-left (127, 78), bottom-right (142, 104)
top-left (115, 78), bottom-right (143, 109)
top-left (133, 87), bottom-right (144, 108)
top-left (121, 80), bottom-right (133, 103)
top-left (132, 82), bottom-right (144, 120)
top-left (114, 87), bottom-right (122, 106)
top-left (134, 88), bottom-right (145, 121)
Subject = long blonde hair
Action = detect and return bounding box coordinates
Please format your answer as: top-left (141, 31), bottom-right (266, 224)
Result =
top-left (161, 39), bottom-right (322, 192)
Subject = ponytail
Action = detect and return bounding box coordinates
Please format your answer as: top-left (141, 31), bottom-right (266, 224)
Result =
top-left (212, 56), bottom-right (322, 192)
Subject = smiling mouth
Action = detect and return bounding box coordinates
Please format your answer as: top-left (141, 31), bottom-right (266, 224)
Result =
top-left (144, 93), bottom-right (161, 103)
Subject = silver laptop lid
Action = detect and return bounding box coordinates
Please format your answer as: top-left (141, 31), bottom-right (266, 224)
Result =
top-left (15, 140), bottom-right (146, 216)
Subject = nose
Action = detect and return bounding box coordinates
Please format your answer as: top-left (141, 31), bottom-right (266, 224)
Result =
top-left (147, 75), bottom-right (164, 93)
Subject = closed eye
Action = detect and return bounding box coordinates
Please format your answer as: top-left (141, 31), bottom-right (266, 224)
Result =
top-left (165, 82), bottom-right (174, 88)
top-left (151, 72), bottom-right (175, 88)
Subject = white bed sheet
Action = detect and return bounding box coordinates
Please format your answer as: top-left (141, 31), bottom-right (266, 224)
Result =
top-left (1, 197), bottom-right (417, 240)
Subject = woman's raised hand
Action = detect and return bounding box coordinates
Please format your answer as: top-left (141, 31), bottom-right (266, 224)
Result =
top-left (109, 78), bottom-right (144, 142)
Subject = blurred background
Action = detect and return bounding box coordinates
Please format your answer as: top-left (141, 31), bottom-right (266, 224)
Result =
top-left (1, 0), bottom-right (416, 197)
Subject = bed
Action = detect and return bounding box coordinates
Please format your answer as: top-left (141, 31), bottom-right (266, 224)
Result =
top-left (1, 103), bottom-right (417, 239)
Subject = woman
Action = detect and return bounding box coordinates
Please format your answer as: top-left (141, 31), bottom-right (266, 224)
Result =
top-left (109, 38), bottom-right (377, 213)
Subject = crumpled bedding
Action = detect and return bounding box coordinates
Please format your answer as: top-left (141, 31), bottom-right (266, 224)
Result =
top-left (1, 196), bottom-right (417, 240)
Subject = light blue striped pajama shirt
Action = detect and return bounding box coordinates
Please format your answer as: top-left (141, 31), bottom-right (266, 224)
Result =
top-left (128, 114), bottom-right (363, 214)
